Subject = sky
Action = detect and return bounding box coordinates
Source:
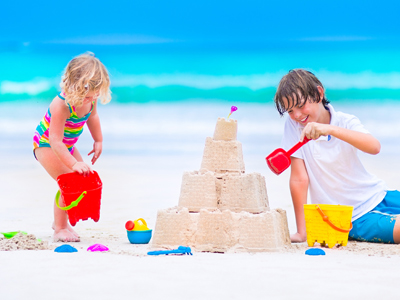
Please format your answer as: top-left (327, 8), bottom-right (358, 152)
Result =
top-left (2, 0), bottom-right (400, 46)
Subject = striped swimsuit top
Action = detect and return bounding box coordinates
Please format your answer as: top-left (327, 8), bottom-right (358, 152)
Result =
top-left (33, 93), bottom-right (94, 153)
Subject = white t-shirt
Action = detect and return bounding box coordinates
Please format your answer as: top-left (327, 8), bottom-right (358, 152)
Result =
top-left (282, 104), bottom-right (387, 221)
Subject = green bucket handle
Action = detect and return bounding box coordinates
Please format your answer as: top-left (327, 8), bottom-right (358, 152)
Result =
top-left (55, 190), bottom-right (87, 211)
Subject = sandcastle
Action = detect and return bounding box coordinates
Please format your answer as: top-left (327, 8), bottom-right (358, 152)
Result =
top-left (152, 117), bottom-right (290, 252)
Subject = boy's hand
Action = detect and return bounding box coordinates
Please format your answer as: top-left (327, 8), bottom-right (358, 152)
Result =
top-left (300, 122), bottom-right (331, 141)
top-left (290, 232), bottom-right (307, 243)
top-left (88, 141), bottom-right (103, 165)
top-left (72, 161), bottom-right (93, 176)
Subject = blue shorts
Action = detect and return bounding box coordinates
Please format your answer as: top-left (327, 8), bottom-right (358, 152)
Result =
top-left (349, 190), bottom-right (400, 244)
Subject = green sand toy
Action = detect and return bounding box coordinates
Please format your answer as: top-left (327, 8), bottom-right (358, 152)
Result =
top-left (1, 231), bottom-right (28, 239)
top-left (0, 231), bottom-right (41, 242)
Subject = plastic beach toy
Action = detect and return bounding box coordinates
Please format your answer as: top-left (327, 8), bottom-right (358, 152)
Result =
top-left (55, 171), bottom-right (102, 226)
top-left (304, 204), bottom-right (353, 248)
top-left (125, 218), bottom-right (152, 244)
top-left (125, 218), bottom-right (150, 231)
top-left (147, 246), bottom-right (193, 256)
top-left (266, 137), bottom-right (310, 175)
top-left (54, 244), bottom-right (78, 253)
top-left (87, 244), bottom-right (109, 252)
top-left (227, 106), bottom-right (237, 119)
top-left (305, 248), bottom-right (326, 256)
top-left (125, 219), bottom-right (151, 243)
top-left (127, 230), bottom-right (152, 244)
top-left (1, 231), bottom-right (27, 239)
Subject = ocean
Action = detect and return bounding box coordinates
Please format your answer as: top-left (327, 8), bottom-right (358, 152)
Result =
top-left (1, 41), bottom-right (400, 167)
top-left (2, 41), bottom-right (400, 103)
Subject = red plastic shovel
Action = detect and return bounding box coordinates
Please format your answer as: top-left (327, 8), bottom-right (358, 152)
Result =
top-left (266, 137), bottom-right (311, 175)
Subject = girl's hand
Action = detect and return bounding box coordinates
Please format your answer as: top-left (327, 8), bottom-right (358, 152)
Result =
top-left (72, 161), bottom-right (93, 176)
top-left (88, 141), bottom-right (103, 165)
top-left (300, 122), bottom-right (331, 141)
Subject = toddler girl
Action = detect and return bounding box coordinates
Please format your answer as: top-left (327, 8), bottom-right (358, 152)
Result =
top-left (33, 52), bottom-right (111, 242)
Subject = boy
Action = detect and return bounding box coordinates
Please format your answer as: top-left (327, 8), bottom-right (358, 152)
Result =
top-left (274, 69), bottom-right (400, 244)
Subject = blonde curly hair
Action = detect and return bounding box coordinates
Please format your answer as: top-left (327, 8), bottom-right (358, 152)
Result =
top-left (60, 52), bottom-right (111, 107)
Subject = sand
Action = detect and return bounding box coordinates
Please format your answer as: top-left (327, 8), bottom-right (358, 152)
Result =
top-left (1, 103), bottom-right (400, 299)
top-left (0, 233), bottom-right (50, 251)
top-left (1, 152), bottom-right (400, 300)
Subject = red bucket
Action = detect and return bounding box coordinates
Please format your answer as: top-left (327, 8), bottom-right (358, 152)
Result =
top-left (55, 171), bottom-right (102, 226)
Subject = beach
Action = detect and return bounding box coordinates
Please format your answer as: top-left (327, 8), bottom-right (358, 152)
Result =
top-left (2, 0), bottom-right (400, 297)
top-left (1, 101), bottom-right (400, 299)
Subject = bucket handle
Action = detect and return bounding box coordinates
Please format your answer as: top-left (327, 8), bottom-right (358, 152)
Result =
top-left (315, 205), bottom-right (353, 233)
top-left (55, 190), bottom-right (87, 211)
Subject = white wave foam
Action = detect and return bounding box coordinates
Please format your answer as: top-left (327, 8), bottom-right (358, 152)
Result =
top-left (2, 71), bottom-right (400, 95)
top-left (0, 79), bottom-right (55, 95)
top-left (111, 73), bottom-right (285, 90)
top-left (113, 71), bottom-right (400, 90)
top-left (319, 71), bottom-right (400, 89)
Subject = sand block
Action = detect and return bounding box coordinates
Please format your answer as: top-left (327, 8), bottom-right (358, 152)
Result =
top-left (218, 173), bottom-right (269, 213)
top-left (273, 208), bottom-right (291, 247)
top-left (213, 117), bottom-right (237, 141)
top-left (151, 207), bottom-right (199, 248)
top-left (178, 171), bottom-right (218, 211)
top-left (178, 171), bottom-right (268, 213)
top-left (201, 137), bottom-right (245, 173)
top-left (195, 210), bottom-right (238, 252)
top-left (235, 209), bottom-right (291, 252)
top-left (151, 208), bottom-right (290, 252)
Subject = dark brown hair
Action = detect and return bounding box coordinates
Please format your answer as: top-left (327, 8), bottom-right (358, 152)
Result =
top-left (274, 69), bottom-right (330, 116)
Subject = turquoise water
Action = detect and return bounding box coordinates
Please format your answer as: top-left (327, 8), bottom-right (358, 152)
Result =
top-left (1, 42), bottom-right (399, 162)
top-left (1, 42), bottom-right (400, 103)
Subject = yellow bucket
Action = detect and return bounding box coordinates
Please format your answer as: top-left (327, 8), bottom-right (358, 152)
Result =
top-left (304, 204), bottom-right (353, 248)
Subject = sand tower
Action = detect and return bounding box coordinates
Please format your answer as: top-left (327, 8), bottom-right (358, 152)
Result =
top-left (152, 117), bottom-right (290, 252)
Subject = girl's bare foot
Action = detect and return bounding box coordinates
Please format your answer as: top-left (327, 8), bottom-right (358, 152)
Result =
top-left (52, 222), bottom-right (80, 239)
top-left (53, 228), bottom-right (80, 242)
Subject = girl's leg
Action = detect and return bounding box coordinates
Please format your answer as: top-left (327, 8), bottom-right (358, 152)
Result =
top-left (35, 147), bottom-right (84, 242)
top-left (54, 147), bottom-right (84, 238)
top-left (62, 147), bottom-right (85, 236)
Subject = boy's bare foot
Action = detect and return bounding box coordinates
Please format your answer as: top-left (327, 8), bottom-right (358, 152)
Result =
top-left (53, 228), bottom-right (80, 242)
top-left (52, 222), bottom-right (80, 239)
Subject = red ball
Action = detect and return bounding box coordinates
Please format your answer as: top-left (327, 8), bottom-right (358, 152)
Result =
top-left (125, 220), bottom-right (135, 230)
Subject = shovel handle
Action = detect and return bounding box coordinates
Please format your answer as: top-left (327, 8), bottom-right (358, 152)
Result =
top-left (287, 137), bottom-right (310, 156)
top-left (315, 205), bottom-right (353, 233)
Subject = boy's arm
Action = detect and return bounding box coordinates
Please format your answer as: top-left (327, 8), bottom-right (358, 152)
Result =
top-left (300, 123), bottom-right (381, 155)
top-left (289, 157), bottom-right (309, 243)
top-left (86, 100), bottom-right (103, 165)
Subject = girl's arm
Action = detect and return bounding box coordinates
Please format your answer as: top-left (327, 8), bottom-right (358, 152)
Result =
top-left (49, 97), bottom-right (92, 175)
top-left (86, 99), bottom-right (103, 165)
top-left (300, 123), bottom-right (381, 155)
top-left (289, 157), bottom-right (309, 243)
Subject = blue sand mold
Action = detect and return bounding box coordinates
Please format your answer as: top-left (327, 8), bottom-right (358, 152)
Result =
top-left (54, 244), bottom-right (78, 253)
top-left (305, 248), bottom-right (326, 256)
top-left (148, 246), bottom-right (193, 256)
